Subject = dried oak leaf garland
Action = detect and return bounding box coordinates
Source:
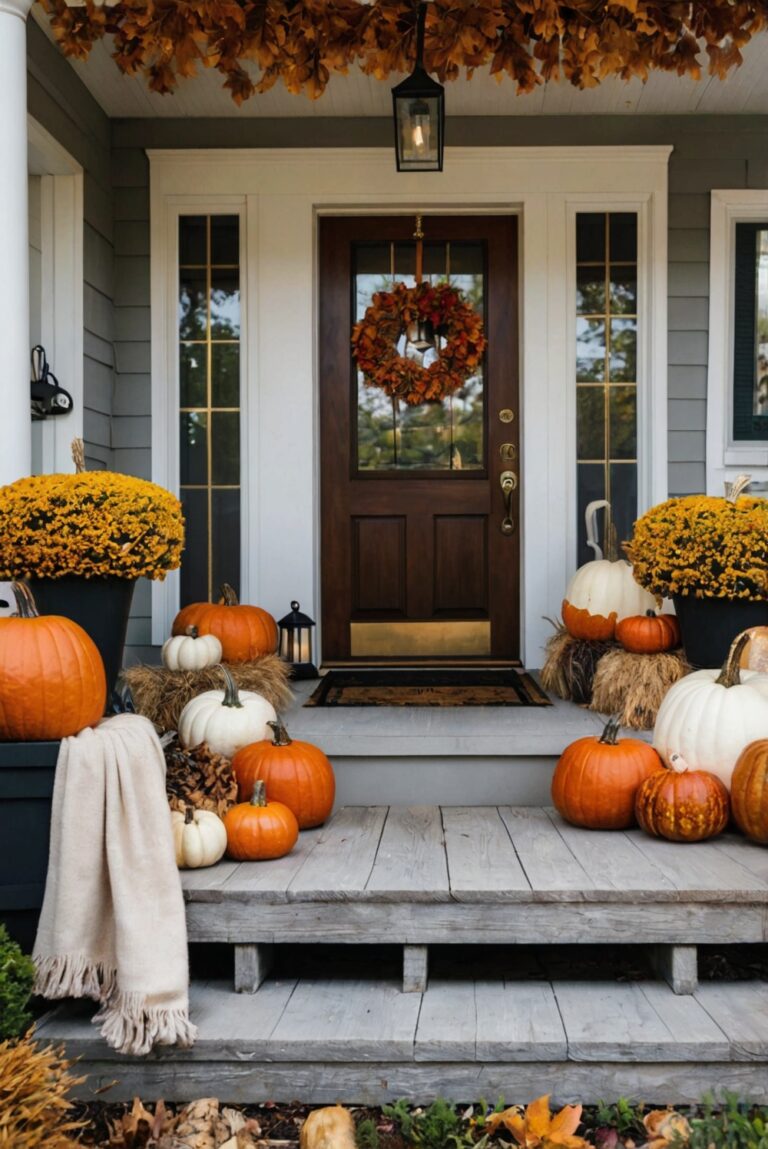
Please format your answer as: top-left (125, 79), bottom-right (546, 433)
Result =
top-left (38, 1), bottom-right (768, 104)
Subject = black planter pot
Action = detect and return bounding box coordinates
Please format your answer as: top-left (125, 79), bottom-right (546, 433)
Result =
top-left (673, 594), bottom-right (768, 670)
top-left (30, 576), bottom-right (136, 696)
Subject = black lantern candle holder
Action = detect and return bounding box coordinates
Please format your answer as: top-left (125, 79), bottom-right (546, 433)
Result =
top-left (278, 601), bottom-right (318, 679)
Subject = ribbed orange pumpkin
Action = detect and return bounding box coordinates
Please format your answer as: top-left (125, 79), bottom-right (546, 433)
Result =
top-left (635, 767), bottom-right (729, 842)
top-left (731, 740), bottom-right (768, 843)
top-left (0, 582), bottom-right (106, 740)
top-left (232, 720), bottom-right (335, 829)
top-left (224, 780), bottom-right (299, 860)
top-left (616, 610), bottom-right (681, 654)
top-left (172, 583), bottom-right (277, 662)
top-left (551, 716), bottom-right (663, 829)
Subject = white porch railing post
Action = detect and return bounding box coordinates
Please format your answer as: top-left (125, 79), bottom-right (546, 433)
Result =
top-left (0, 0), bottom-right (35, 485)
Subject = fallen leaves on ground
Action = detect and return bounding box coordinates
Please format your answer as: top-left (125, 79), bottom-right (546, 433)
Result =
top-left (641, 1109), bottom-right (692, 1149)
top-left (106, 1096), bottom-right (263, 1149)
top-left (484, 1095), bottom-right (590, 1149)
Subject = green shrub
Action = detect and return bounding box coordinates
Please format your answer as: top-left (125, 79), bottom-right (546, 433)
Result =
top-left (0, 924), bottom-right (35, 1039)
top-left (689, 1094), bottom-right (768, 1149)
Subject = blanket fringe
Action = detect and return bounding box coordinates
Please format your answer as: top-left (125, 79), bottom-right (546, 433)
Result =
top-left (34, 953), bottom-right (117, 1003)
top-left (94, 992), bottom-right (198, 1057)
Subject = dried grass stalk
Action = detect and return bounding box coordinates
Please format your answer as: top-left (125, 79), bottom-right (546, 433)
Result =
top-left (590, 648), bottom-right (690, 730)
top-left (0, 1032), bottom-right (84, 1148)
top-left (122, 654), bottom-right (293, 732)
top-left (540, 622), bottom-right (615, 705)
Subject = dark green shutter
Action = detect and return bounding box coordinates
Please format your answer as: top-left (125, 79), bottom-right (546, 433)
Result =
top-left (733, 222), bottom-right (768, 441)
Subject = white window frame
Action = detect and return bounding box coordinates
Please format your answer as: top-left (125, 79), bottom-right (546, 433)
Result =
top-left (707, 189), bottom-right (768, 494)
top-left (149, 146), bottom-right (670, 663)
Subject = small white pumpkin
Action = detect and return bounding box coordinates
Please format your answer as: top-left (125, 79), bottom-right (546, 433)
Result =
top-left (653, 631), bottom-right (768, 790)
top-left (171, 805), bottom-right (228, 869)
top-left (162, 626), bottom-right (223, 671)
top-left (178, 666), bottom-right (276, 759)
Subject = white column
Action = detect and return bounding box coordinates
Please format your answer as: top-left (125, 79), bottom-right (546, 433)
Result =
top-left (0, 0), bottom-right (35, 485)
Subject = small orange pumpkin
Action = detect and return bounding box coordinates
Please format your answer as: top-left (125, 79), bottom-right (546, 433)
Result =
top-left (232, 720), bottom-right (335, 829)
top-left (0, 582), bottom-right (106, 740)
top-left (731, 739), bottom-right (768, 844)
top-left (551, 716), bottom-right (663, 830)
top-left (635, 765), bottom-right (729, 842)
top-left (616, 610), bottom-right (680, 654)
top-left (173, 583), bottom-right (277, 663)
top-left (224, 780), bottom-right (299, 860)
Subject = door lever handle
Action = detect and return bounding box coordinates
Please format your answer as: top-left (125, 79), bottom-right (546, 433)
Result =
top-left (500, 470), bottom-right (517, 535)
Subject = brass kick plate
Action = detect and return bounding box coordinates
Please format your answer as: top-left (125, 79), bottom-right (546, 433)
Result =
top-left (351, 621), bottom-right (491, 658)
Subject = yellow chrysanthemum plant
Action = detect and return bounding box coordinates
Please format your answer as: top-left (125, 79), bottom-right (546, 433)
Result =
top-left (625, 476), bottom-right (768, 601)
top-left (0, 440), bottom-right (184, 582)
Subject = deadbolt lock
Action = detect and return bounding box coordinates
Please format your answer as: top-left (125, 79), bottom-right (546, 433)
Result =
top-left (500, 442), bottom-right (517, 462)
top-left (499, 408), bottom-right (515, 423)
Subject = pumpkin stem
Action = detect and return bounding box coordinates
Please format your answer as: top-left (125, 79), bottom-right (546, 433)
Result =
top-left (604, 520), bottom-right (619, 563)
top-left (71, 437), bottom-right (86, 474)
top-left (250, 780), bottom-right (267, 807)
top-left (184, 806), bottom-right (194, 825)
top-left (725, 474), bottom-right (752, 503)
top-left (11, 582), bottom-right (40, 619)
top-left (598, 715), bottom-right (622, 745)
top-left (185, 625), bottom-right (199, 638)
top-left (715, 630), bottom-right (752, 688)
top-left (220, 665), bottom-right (243, 708)
top-left (218, 583), bottom-right (239, 606)
top-left (267, 718), bottom-right (292, 747)
top-left (645, 609), bottom-right (657, 617)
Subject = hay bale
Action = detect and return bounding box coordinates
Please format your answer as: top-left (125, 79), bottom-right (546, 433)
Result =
top-left (590, 648), bottom-right (690, 731)
top-left (540, 622), bottom-right (616, 704)
top-left (121, 654), bottom-right (293, 731)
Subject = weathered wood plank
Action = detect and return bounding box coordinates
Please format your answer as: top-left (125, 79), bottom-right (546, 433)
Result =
top-left (498, 808), bottom-right (594, 895)
top-left (555, 980), bottom-right (729, 1061)
top-left (287, 807), bottom-right (388, 901)
top-left (696, 983), bottom-right (768, 1059)
top-left (181, 861), bottom-right (242, 900)
top-left (552, 813), bottom-right (677, 896)
top-left (219, 828), bottom-right (324, 902)
top-left (651, 945), bottom-right (698, 995)
top-left (474, 980), bottom-right (567, 1061)
top-left (267, 979), bottom-right (421, 1061)
top-left (625, 831), bottom-right (768, 897)
top-left (235, 944), bottom-right (274, 993)
top-left (711, 835), bottom-right (768, 887)
top-left (415, 980), bottom-right (476, 1060)
top-left (403, 945), bottom-right (428, 993)
top-left (366, 807), bottom-right (449, 901)
top-left (443, 808), bottom-right (530, 901)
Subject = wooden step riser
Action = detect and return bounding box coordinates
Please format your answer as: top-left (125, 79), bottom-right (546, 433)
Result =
top-left (331, 756), bottom-right (556, 807)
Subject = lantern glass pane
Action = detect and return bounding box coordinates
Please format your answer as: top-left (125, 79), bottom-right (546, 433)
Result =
top-left (396, 95), bottom-right (441, 171)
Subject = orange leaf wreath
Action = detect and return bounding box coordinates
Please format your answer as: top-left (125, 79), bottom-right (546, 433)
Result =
top-left (351, 280), bottom-right (486, 406)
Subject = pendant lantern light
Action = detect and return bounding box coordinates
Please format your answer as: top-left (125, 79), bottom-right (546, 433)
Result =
top-left (392, 3), bottom-right (445, 172)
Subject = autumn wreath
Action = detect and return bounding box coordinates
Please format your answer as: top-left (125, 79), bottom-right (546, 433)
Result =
top-left (351, 280), bottom-right (486, 406)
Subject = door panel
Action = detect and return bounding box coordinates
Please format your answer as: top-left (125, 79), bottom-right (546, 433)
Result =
top-left (320, 214), bottom-right (519, 662)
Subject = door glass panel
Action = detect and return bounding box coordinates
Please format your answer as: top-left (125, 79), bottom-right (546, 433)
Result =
top-left (355, 239), bottom-right (485, 472)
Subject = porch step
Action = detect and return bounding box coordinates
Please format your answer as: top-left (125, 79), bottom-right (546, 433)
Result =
top-left (40, 977), bottom-right (768, 1105)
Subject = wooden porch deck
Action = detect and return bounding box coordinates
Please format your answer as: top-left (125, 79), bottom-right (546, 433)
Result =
top-left (42, 806), bottom-right (768, 1105)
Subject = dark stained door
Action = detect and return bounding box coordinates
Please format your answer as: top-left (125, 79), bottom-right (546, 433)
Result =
top-left (319, 214), bottom-right (519, 662)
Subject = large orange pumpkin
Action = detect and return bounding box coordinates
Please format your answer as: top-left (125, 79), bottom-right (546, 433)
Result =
top-left (224, 780), bottom-right (299, 860)
top-left (551, 716), bottom-right (662, 829)
top-left (172, 583), bottom-right (277, 662)
top-left (232, 719), bottom-right (335, 829)
top-left (635, 766), bottom-right (729, 842)
top-left (0, 582), bottom-right (106, 740)
top-left (731, 739), bottom-right (768, 843)
top-left (616, 610), bottom-right (681, 654)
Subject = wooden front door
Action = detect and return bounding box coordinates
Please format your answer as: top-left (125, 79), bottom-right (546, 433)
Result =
top-left (319, 215), bottom-right (519, 663)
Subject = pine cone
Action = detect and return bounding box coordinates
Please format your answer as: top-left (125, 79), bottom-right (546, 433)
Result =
top-left (164, 736), bottom-right (238, 817)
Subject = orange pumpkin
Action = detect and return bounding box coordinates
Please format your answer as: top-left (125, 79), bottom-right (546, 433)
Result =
top-left (739, 627), bottom-right (768, 674)
top-left (551, 716), bottom-right (663, 830)
top-left (635, 767), bottom-right (729, 842)
top-left (0, 582), bottom-right (106, 740)
top-left (172, 583), bottom-right (277, 662)
top-left (731, 739), bottom-right (768, 843)
top-left (232, 720), bottom-right (335, 829)
top-left (616, 610), bottom-right (681, 654)
top-left (224, 780), bottom-right (299, 860)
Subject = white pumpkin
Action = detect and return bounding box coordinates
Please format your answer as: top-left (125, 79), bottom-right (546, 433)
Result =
top-left (653, 632), bottom-right (768, 790)
top-left (162, 626), bottom-right (223, 671)
top-left (563, 559), bottom-right (656, 641)
top-left (178, 666), bottom-right (276, 758)
top-left (171, 805), bottom-right (227, 868)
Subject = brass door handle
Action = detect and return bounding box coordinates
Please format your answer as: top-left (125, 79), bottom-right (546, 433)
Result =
top-left (500, 470), bottom-right (517, 535)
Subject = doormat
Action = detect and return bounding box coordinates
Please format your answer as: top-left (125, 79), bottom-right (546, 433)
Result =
top-left (304, 668), bottom-right (552, 708)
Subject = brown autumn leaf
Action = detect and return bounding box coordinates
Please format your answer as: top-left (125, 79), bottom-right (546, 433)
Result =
top-left (485, 1095), bottom-right (590, 1149)
top-left (642, 1108), bottom-right (692, 1149)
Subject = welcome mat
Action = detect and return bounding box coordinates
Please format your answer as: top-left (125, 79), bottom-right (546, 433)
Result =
top-left (304, 668), bottom-right (552, 708)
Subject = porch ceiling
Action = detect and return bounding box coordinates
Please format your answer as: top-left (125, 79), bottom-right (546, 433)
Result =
top-left (31, 10), bottom-right (768, 119)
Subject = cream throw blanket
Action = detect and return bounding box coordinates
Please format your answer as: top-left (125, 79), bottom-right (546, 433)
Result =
top-left (33, 713), bottom-right (197, 1056)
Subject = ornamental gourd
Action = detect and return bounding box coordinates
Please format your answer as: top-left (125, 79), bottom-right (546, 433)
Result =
top-left (653, 632), bottom-right (768, 789)
top-left (616, 610), bottom-right (681, 655)
top-left (232, 720), bottom-right (335, 829)
top-left (162, 626), bottom-right (223, 671)
top-left (551, 715), bottom-right (663, 830)
top-left (177, 666), bottom-right (276, 759)
top-left (0, 582), bottom-right (106, 740)
top-left (171, 805), bottom-right (228, 868)
top-left (172, 584), bottom-right (277, 663)
top-left (730, 740), bottom-right (768, 843)
top-left (635, 761), bottom-right (729, 842)
top-left (224, 780), bottom-right (299, 860)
